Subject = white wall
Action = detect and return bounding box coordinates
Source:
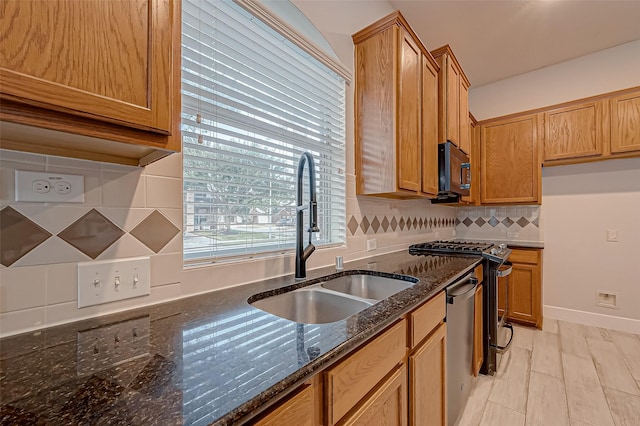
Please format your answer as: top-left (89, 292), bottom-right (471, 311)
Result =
top-left (470, 40), bottom-right (640, 332)
top-left (470, 39), bottom-right (640, 121)
top-left (542, 159), bottom-right (640, 326)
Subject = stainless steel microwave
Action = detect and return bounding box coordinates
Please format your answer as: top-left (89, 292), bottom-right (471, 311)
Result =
top-left (434, 141), bottom-right (470, 202)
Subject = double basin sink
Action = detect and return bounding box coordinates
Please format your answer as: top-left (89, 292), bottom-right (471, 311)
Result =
top-left (250, 273), bottom-right (418, 324)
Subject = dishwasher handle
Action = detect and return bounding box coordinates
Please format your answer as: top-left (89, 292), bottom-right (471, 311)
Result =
top-left (446, 277), bottom-right (478, 304)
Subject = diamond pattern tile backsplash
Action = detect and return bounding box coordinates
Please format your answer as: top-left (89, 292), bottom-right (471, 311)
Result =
top-left (0, 206), bottom-right (180, 266)
top-left (455, 205), bottom-right (543, 242)
top-left (347, 214), bottom-right (455, 236)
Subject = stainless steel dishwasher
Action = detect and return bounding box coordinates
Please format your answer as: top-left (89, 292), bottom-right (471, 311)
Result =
top-left (446, 272), bottom-right (479, 426)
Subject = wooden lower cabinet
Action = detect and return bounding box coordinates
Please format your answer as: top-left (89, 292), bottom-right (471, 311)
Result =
top-left (498, 248), bottom-right (543, 328)
top-left (472, 284), bottom-right (483, 376)
top-left (340, 365), bottom-right (408, 426)
top-left (256, 291), bottom-right (448, 426)
top-left (409, 322), bottom-right (447, 426)
top-left (325, 320), bottom-right (407, 425)
top-left (254, 384), bottom-right (316, 426)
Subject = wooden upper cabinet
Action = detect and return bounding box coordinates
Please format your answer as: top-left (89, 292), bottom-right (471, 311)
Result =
top-left (0, 0), bottom-right (180, 165)
top-left (431, 45), bottom-right (471, 154)
top-left (480, 113), bottom-right (542, 204)
top-left (610, 90), bottom-right (640, 154)
top-left (353, 11), bottom-right (440, 198)
top-left (421, 54), bottom-right (440, 197)
top-left (543, 101), bottom-right (607, 162)
top-left (398, 30), bottom-right (422, 192)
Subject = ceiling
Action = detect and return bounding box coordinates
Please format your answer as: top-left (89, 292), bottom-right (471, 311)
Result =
top-left (293, 0), bottom-right (640, 88)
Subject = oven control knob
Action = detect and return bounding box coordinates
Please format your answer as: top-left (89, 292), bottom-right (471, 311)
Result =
top-left (499, 243), bottom-right (507, 250)
top-left (490, 248), bottom-right (498, 255)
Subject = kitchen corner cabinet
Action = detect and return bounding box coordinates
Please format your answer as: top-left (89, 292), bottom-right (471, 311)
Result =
top-left (543, 100), bottom-right (608, 163)
top-left (610, 90), bottom-right (640, 154)
top-left (353, 11), bottom-right (440, 198)
top-left (0, 0), bottom-right (181, 166)
top-left (480, 113), bottom-right (542, 204)
top-left (430, 45), bottom-right (471, 155)
top-left (498, 248), bottom-right (543, 329)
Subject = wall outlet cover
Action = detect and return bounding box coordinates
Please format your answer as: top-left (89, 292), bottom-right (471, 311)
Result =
top-left (15, 170), bottom-right (84, 203)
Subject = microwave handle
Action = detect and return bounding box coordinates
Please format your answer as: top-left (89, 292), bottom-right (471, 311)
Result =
top-left (460, 163), bottom-right (471, 190)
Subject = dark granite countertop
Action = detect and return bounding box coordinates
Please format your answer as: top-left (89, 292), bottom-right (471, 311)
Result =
top-left (0, 250), bottom-right (480, 426)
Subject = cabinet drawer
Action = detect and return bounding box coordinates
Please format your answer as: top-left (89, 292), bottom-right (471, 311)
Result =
top-left (325, 319), bottom-right (407, 425)
top-left (410, 291), bottom-right (445, 348)
top-left (255, 384), bottom-right (314, 426)
top-left (508, 248), bottom-right (540, 264)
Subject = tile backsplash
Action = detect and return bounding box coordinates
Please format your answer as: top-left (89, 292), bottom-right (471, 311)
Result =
top-left (0, 151), bottom-right (455, 337)
top-left (455, 205), bottom-right (544, 242)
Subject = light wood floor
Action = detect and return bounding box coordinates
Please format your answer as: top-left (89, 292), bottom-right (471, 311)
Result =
top-left (457, 320), bottom-right (640, 426)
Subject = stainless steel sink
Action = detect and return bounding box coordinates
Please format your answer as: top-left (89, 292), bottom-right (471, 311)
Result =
top-left (250, 273), bottom-right (418, 324)
top-left (250, 288), bottom-right (373, 324)
top-left (321, 274), bottom-right (416, 300)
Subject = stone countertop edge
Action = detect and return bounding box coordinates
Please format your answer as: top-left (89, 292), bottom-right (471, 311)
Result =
top-left (219, 259), bottom-right (480, 425)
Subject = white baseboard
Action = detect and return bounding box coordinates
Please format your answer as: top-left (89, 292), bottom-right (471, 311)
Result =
top-left (544, 305), bottom-right (640, 334)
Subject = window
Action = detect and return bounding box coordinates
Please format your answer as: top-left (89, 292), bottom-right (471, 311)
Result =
top-left (182, 0), bottom-right (346, 264)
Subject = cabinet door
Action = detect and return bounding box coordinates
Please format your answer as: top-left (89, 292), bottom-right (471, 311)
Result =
top-left (255, 385), bottom-right (315, 426)
top-left (409, 322), bottom-right (446, 426)
top-left (421, 54), bottom-right (439, 197)
top-left (397, 29), bottom-right (421, 192)
top-left (498, 249), bottom-right (542, 328)
top-left (444, 57), bottom-right (460, 145)
top-left (341, 365), bottom-right (407, 426)
top-left (473, 284), bottom-right (483, 376)
top-left (458, 80), bottom-right (470, 154)
top-left (480, 114), bottom-right (541, 204)
top-left (508, 263), bottom-right (541, 327)
top-left (0, 0), bottom-right (173, 133)
top-left (544, 101), bottom-right (606, 161)
top-left (610, 91), bottom-right (640, 154)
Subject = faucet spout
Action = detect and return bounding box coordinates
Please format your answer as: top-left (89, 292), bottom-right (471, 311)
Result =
top-left (296, 152), bottom-right (319, 279)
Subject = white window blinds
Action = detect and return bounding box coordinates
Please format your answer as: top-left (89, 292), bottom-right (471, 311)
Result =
top-left (182, 0), bottom-right (346, 264)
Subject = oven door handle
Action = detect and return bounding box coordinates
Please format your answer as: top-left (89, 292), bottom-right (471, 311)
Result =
top-left (492, 323), bottom-right (514, 354)
top-left (497, 261), bottom-right (513, 278)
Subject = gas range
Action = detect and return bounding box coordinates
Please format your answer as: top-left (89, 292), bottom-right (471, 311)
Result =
top-left (409, 240), bottom-right (510, 263)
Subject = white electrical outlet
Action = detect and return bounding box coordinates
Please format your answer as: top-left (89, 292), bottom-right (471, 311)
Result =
top-left (15, 170), bottom-right (84, 203)
top-left (596, 290), bottom-right (618, 309)
top-left (606, 229), bottom-right (619, 242)
top-left (367, 239), bottom-right (377, 251)
top-left (78, 257), bottom-right (151, 308)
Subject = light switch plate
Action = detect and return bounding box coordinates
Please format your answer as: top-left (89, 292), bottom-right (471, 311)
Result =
top-left (15, 170), bottom-right (84, 203)
top-left (606, 229), bottom-right (619, 242)
top-left (78, 257), bottom-right (150, 308)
